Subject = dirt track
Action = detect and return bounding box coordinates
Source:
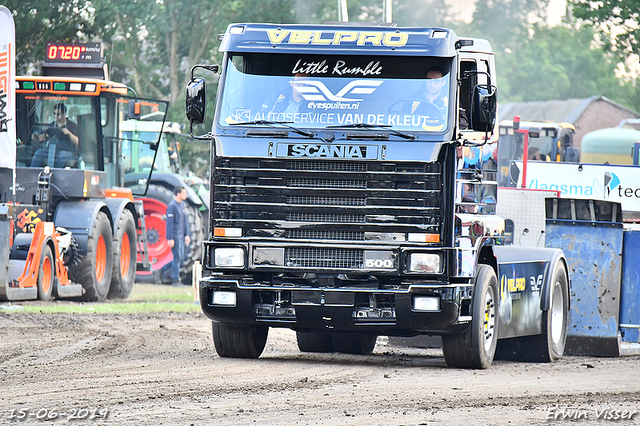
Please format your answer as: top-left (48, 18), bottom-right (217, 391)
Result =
top-left (1, 311), bottom-right (639, 425)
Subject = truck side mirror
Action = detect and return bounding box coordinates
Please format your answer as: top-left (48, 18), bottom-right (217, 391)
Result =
top-left (470, 84), bottom-right (497, 133)
top-left (186, 77), bottom-right (206, 125)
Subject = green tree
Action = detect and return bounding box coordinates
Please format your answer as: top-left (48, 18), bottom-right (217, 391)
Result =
top-left (570, 0), bottom-right (640, 59)
top-left (498, 24), bottom-right (633, 103)
top-left (467, 0), bottom-right (549, 52)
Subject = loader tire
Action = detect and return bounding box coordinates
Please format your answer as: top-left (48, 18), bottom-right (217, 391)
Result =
top-left (37, 244), bottom-right (54, 301)
top-left (108, 209), bottom-right (137, 299)
top-left (69, 211), bottom-right (113, 301)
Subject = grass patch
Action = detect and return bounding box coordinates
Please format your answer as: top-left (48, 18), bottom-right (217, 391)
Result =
top-left (0, 284), bottom-right (201, 314)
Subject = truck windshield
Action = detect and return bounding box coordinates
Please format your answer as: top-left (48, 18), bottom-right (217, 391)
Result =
top-left (16, 94), bottom-right (99, 170)
top-left (218, 53), bottom-right (452, 134)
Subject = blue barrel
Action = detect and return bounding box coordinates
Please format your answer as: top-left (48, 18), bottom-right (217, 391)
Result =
top-left (545, 198), bottom-right (623, 356)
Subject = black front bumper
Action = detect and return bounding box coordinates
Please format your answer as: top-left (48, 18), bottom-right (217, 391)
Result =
top-left (199, 276), bottom-right (472, 336)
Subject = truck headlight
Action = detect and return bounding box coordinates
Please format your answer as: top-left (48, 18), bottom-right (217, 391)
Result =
top-left (413, 296), bottom-right (440, 312)
top-left (409, 253), bottom-right (441, 273)
top-left (214, 248), bottom-right (245, 267)
top-left (212, 291), bottom-right (237, 306)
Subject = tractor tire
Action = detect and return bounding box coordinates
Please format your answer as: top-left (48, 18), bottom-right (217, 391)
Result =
top-left (69, 211), bottom-right (113, 301)
top-left (332, 333), bottom-right (377, 355)
top-left (211, 322), bottom-right (268, 359)
top-left (138, 183), bottom-right (206, 285)
top-left (108, 209), bottom-right (137, 299)
top-left (37, 244), bottom-right (54, 301)
top-left (442, 264), bottom-right (499, 369)
top-left (296, 331), bottom-right (335, 353)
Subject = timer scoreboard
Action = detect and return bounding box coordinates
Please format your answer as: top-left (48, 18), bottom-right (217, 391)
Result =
top-left (44, 42), bottom-right (101, 64)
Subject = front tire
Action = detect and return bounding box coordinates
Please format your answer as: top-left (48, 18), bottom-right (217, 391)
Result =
top-left (332, 333), bottom-right (377, 355)
top-left (296, 331), bottom-right (335, 353)
top-left (108, 209), bottom-right (137, 299)
top-left (69, 211), bottom-right (113, 301)
top-left (212, 322), bottom-right (268, 358)
top-left (442, 264), bottom-right (499, 369)
top-left (37, 244), bottom-right (54, 301)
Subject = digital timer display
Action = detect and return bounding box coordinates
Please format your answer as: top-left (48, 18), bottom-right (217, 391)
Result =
top-left (44, 42), bottom-right (102, 64)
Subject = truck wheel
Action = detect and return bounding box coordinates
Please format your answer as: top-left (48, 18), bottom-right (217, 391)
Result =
top-left (108, 209), bottom-right (137, 299)
top-left (522, 263), bottom-right (569, 362)
top-left (69, 211), bottom-right (113, 301)
top-left (296, 332), bottom-right (335, 353)
top-left (442, 264), bottom-right (498, 369)
top-left (332, 333), bottom-right (377, 355)
top-left (211, 322), bottom-right (268, 358)
top-left (37, 244), bottom-right (54, 301)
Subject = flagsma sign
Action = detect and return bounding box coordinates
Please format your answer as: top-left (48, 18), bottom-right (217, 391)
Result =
top-left (0, 6), bottom-right (16, 170)
top-left (516, 161), bottom-right (640, 213)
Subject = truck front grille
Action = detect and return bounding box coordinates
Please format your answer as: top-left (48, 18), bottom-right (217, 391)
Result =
top-left (285, 247), bottom-right (363, 268)
top-left (213, 158), bottom-right (443, 241)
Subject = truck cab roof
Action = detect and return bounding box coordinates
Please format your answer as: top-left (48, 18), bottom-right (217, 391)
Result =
top-left (219, 23), bottom-right (492, 57)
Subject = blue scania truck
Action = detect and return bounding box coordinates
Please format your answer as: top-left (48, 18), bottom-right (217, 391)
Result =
top-left (185, 23), bottom-right (570, 369)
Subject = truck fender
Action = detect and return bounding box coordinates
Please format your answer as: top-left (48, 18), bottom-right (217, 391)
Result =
top-left (53, 200), bottom-right (113, 257)
top-left (491, 245), bottom-right (568, 311)
top-left (539, 252), bottom-right (570, 312)
top-left (103, 198), bottom-right (138, 234)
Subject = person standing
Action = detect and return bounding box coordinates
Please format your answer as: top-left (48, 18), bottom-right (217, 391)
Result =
top-left (162, 186), bottom-right (191, 285)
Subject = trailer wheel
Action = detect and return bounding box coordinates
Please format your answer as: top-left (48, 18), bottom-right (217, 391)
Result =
top-left (524, 263), bottom-right (569, 362)
top-left (442, 264), bottom-right (498, 369)
top-left (332, 333), bottom-right (377, 355)
top-left (69, 211), bottom-right (113, 301)
top-left (108, 209), bottom-right (137, 299)
top-left (296, 332), bottom-right (335, 353)
top-left (37, 244), bottom-right (54, 301)
top-left (211, 322), bottom-right (268, 359)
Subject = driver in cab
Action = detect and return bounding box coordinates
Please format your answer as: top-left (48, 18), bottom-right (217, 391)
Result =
top-left (31, 102), bottom-right (80, 168)
top-left (411, 67), bottom-right (469, 130)
top-left (412, 67), bottom-right (448, 113)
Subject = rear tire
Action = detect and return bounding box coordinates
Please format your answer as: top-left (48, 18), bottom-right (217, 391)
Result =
top-left (37, 244), bottom-right (54, 301)
top-left (296, 331), bottom-right (335, 353)
top-left (442, 264), bottom-right (498, 369)
top-left (212, 322), bottom-right (268, 358)
top-left (108, 209), bottom-right (137, 299)
top-left (332, 333), bottom-right (377, 355)
top-left (69, 211), bottom-right (113, 301)
top-left (521, 263), bottom-right (569, 362)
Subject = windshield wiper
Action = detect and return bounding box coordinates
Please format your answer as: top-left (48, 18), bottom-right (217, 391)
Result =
top-left (327, 123), bottom-right (416, 140)
top-left (230, 120), bottom-right (314, 138)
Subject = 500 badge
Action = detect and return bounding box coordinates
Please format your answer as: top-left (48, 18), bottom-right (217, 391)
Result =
top-left (364, 251), bottom-right (395, 270)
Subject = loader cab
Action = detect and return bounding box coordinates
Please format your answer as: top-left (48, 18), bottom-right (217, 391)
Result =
top-left (15, 77), bottom-right (168, 195)
top-left (496, 120), bottom-right (577, 187)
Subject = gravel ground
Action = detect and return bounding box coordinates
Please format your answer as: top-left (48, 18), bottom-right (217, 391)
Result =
top-left (1, 311), bottom-right (639, 425)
